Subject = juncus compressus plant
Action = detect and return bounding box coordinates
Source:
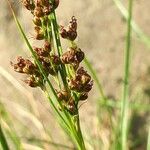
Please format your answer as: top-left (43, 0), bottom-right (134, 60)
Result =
top-left (8, 0), bottom-right (93, 149)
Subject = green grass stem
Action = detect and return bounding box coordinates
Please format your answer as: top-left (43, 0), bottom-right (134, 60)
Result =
top-left (113, 0), bottom-right (150, 49)
top-left (121, 0), bottom-right (133, 149)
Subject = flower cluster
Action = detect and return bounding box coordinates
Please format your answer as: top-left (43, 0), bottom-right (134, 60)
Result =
top-left (11, 56), bottom-right (43, 87)
top-left (11, 0), bottom-right (93, 114)
top-left (60, 16), bottom-right (77, 41)
top-left (68, 67), bottom-right (93, 100)
top-left (61, 47), bottom-right (85, 70)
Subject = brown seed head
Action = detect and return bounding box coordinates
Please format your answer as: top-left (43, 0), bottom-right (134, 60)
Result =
top-left (68, 16), bottom-right (77, 31)
top-left (34, 26), bottom-right (44, 40)
top-left (67, 30), bottom-right (77, 41)
top-left (34, 47), bottom-right (49, 57)
top-left (76, 49), bottom-right (85, 62)
top-left (44, 40), bottom-right (51, 52)
top-left (50, 55), bottom-right (61, 65)
top-left (33, 16), bottom-right (42, 26)
top-left (53, 0), bottom-right (59, 9)
top-left (34, 6), bottom-right (44, 17)
top-left (61, 47), bottom-right (76, 64)
top-left (60, 26), bottom-right (68, 39)
top-left (11, 56), bottom-right (37, 74)
top-left (79, 93), bottom-right (88, 101)
top-left (24, 76), bottom-right (40, 87)
top-left (22, 0), bottom-right (35, 10)
top-left (57, 90), bottom-right (68, 101)
top-left (67, 99), bottom-right (76, 114)
top-left (43, 5), bottom-right (53, 15)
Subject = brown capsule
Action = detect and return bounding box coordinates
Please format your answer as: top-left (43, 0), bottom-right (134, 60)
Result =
top-left (34, 47), bottom-right (49, 57)
top-left (33, 16), bottom-right (42, 26)
top-left (68, 79), bottom-right (82, 92)
top-left (76, 49), bottom-right (85, 62)
top-left (67, 30), bottom-right (77, 41)
top-left (57, 90), bottom-right (68, 101)
top-left (34, 7), bottom-right (44, 17)
top-left (68, 16), bottom-right (77, 31)
top-left (60, 26), bottom-right (68, 39)
top-left (50, 55), bottom-right (61, 65)
top-left (24, 76), bottom-right (39, 87)
top-left (22, 0), bottom-right (35, 10)
top-left (83, 81), bottom-right (93, 92)
top-left (43, 5), bottom-right (53, 15)
top-left (81, 74), bottom-right (91, 85)
top-left (77, 67), bottom-right (87, 75)
top-left (53, 0), bottom-right (59, 9)
top-left (44, 40), bottom-right (51, 52)
top-left (35, 33), bottom-right (44, 40)
top-left (77, 67), bottom-right (91, 85)
top-left (35, 0), bottom-right (43, 6)
top-left (34, 26), bottom-right (44, 40)
top-left (22, 60), bottom-right (36, 74)
top-left (41, 0), bottom-right (50, 6)
top-left (61, 47), bottom-right (76, 64)
top-left (11, 56), bottom-right (37, 74)
top-left (67, 100), bottom-right (76, 114)
top-left (79, 93), bottom-right (88, 101)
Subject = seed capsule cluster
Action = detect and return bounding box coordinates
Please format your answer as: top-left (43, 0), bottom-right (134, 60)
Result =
top-left (60, 17), bottom-right (93, 103)
top-left (11, 0), bottom-right (93, 114)
top-left (61, 47), bottom-right (85, 70)
top-left (11, 56), bottom-right (43, 87)
top-left (60, 16), bottom-right (77, 41)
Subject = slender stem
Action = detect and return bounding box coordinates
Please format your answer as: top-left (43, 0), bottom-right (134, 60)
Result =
top-left (113, 0), bottom-right (150, 49)
top-left (0, 124), bottom-right (9, 150)
top-left (76, 113), bottom-right (86, 149)
top-left (121, 0), bottom-right (133, 149)
top-left (49, 13), bottom-right (68, 89)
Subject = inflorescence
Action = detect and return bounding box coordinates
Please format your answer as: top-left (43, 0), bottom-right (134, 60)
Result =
top-left (11, 0), bottom-right (93, 114)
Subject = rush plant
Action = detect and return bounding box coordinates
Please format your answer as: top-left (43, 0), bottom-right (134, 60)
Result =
top-left (7, 0), bottom-right (93, 149)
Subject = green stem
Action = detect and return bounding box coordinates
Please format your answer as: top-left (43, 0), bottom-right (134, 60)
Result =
top-left (49, 13), bottom-right (68, 89)
top-left (121, 0), bottom-right (133, 149)
top-left (0, 124), bottom-right (9, 150)
top-left (76, 114), bottom-right (86, 149)
top-left (113, 0), bottom-right (150, 49)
